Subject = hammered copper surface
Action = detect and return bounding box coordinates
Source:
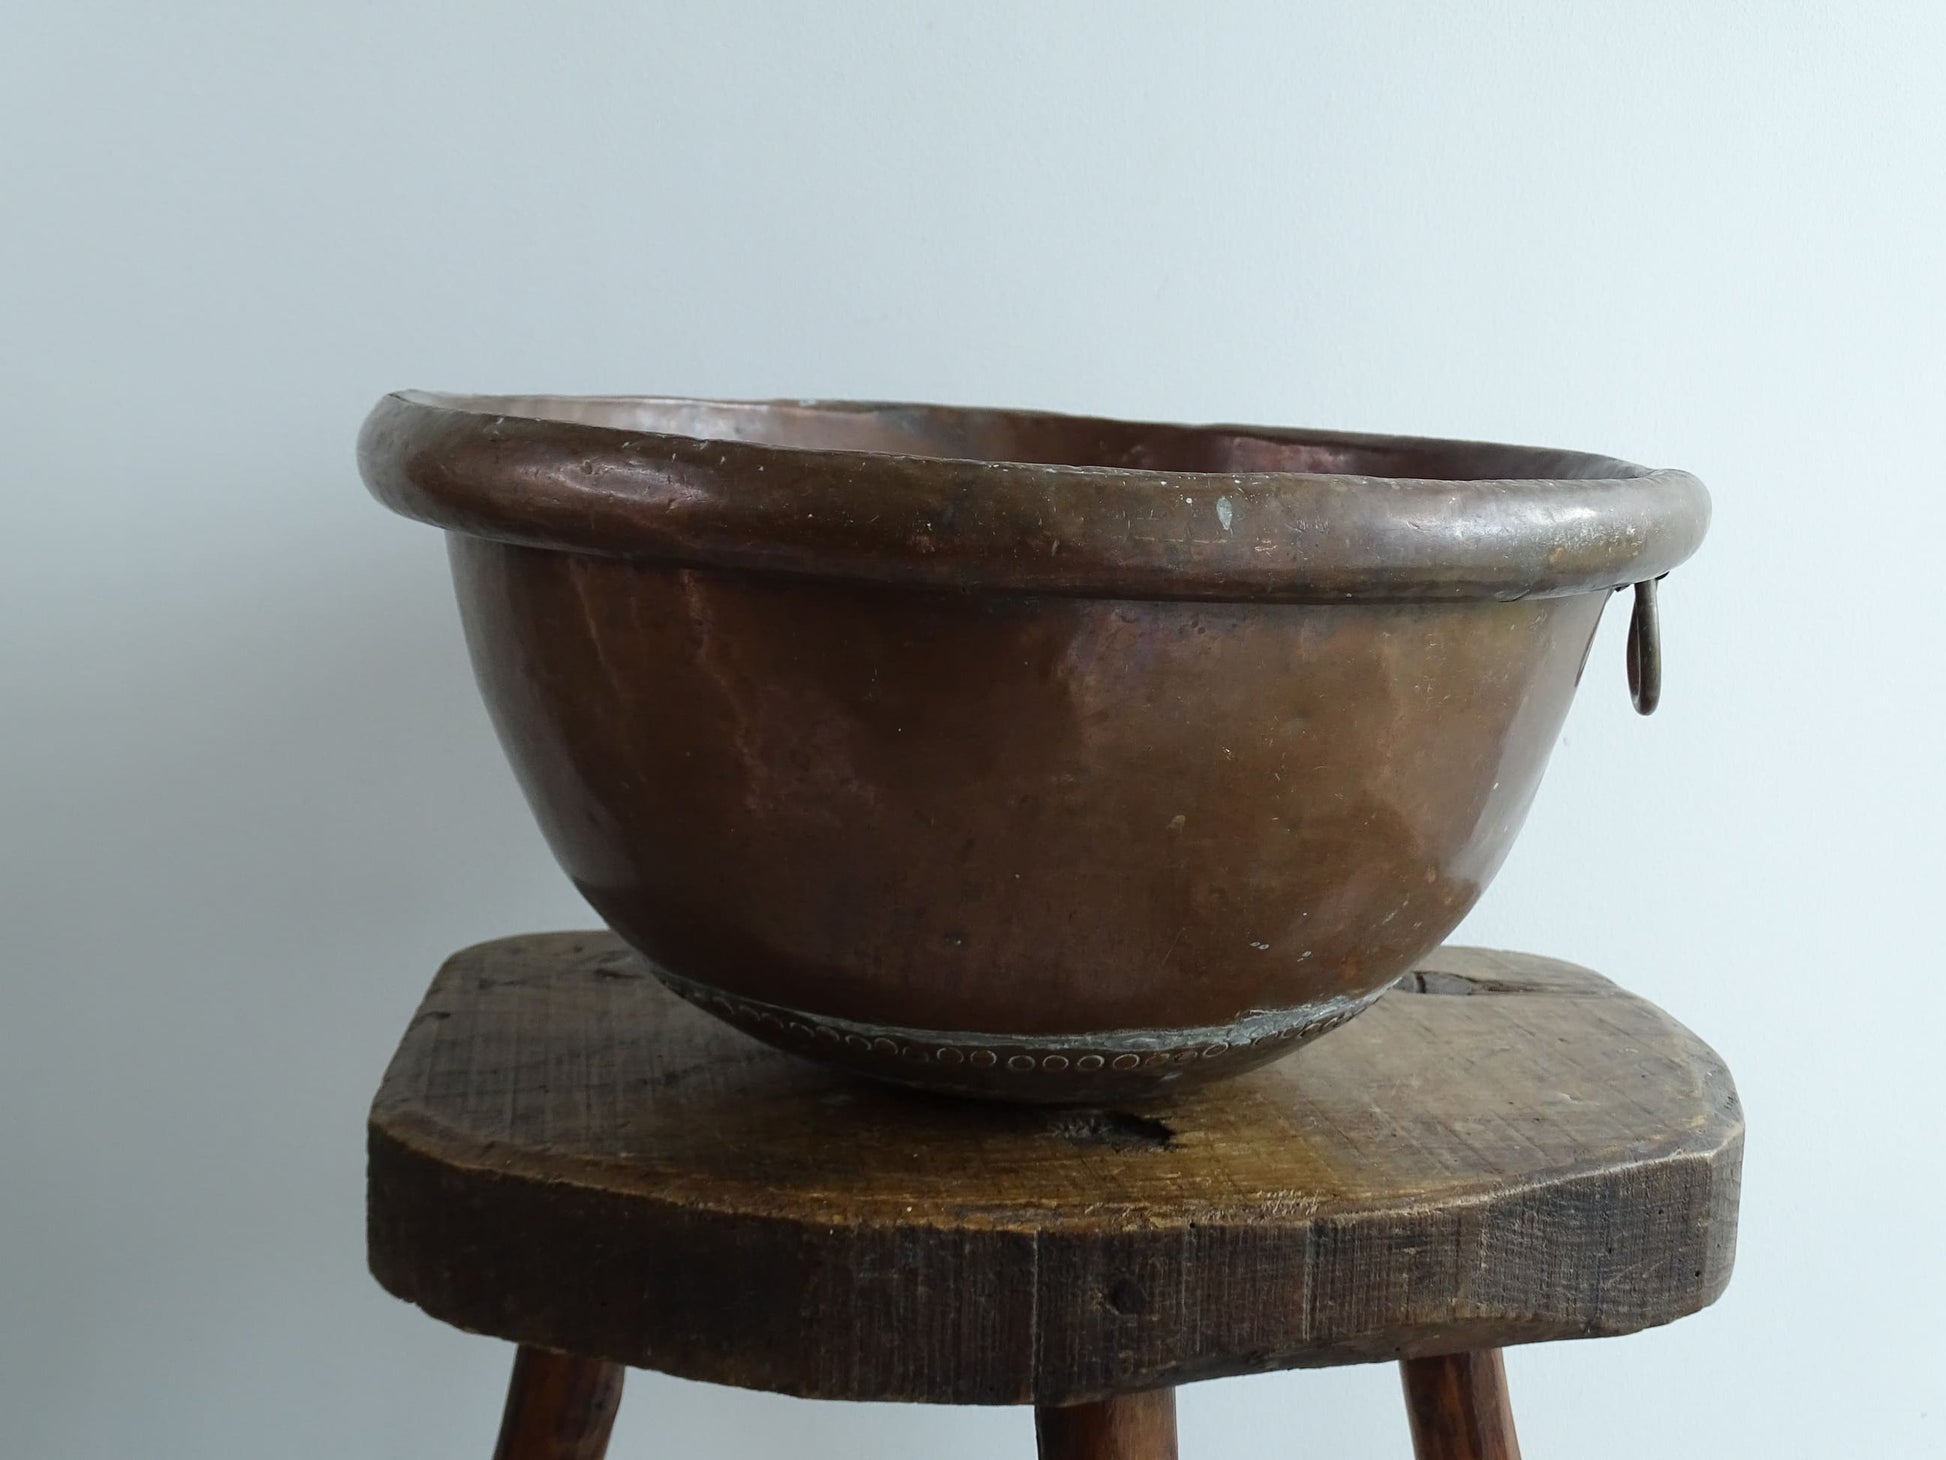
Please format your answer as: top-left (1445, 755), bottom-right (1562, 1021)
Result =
top-left (360, 393), bottom-right (1708, 1099)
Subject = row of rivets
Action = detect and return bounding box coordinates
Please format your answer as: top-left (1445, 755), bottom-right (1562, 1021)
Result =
top-left (686, 984), bottom-right (1363, 1074)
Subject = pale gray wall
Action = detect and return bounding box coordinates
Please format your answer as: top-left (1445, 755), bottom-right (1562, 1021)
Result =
top-left (3, 4), bottom-right (1940, 1455)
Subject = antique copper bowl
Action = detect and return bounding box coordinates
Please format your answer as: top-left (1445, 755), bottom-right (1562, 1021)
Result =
top-left (360, 393), bottom-right (1707, 1101)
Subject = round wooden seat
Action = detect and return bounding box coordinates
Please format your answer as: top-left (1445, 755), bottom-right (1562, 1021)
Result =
top-left (367, 932), bottom-right (1741, 1457)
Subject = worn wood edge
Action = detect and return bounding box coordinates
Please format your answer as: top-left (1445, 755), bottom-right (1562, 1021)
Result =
top-left (366, 1115), bottom-right (1740, 1405)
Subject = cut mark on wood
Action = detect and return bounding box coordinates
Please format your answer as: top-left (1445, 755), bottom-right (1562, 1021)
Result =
top-left (1401, 969), bottom-right (1483, 996)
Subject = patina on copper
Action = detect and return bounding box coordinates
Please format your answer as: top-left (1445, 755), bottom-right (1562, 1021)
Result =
top-left (360, 393), bottom-right (1708, 1101)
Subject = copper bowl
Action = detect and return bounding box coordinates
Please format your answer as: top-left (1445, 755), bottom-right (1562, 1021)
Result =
top-left (360, 392), bottom-right (1707, 1101)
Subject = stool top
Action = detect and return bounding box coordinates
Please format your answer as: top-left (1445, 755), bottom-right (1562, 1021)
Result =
top-left (367, 933), bottom-right (1741, 1405)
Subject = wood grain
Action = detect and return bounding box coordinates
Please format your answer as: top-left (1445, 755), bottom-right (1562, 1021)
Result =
top-left (367, 933), bottom-right (1741, 1405)
top-left (1036, 1389), bottom-right (1178, 1460)
top-left (490, 1346), bottom-right (622, 1460)
top-left (1400, 1350), bottom-right (1521, 1460)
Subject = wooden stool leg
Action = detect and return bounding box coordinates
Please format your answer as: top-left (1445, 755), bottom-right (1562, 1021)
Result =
top-left (1035, 1388), bottom-right (1178, 1460)
top-left (491, 1345), bottom-right (624, 1460)
top-left (1400, 1350), bottom-right (1521, 1460)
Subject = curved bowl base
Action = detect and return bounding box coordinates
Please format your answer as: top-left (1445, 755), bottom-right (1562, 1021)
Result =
top-left (650, 964), bottom-right (1392, 1103)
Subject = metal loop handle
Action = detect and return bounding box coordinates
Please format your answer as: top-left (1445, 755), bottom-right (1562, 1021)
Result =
top-left (1626, 576), bottom-right (1664, 715)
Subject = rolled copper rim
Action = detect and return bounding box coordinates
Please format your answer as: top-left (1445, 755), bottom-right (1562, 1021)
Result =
top-left (359, 391), bottom-right (1709, 602)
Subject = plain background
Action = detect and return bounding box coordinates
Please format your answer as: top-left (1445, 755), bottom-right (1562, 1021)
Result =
top-left (4, 4), bottom-right (1941, 1455)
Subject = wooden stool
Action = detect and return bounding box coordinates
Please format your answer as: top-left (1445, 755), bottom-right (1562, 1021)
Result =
top-left (367, 934), bottom-right (1741, 1459)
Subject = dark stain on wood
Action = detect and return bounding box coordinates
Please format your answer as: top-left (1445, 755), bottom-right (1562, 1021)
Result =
top-left (1043, 1108), bottom-right (1177, 1150)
